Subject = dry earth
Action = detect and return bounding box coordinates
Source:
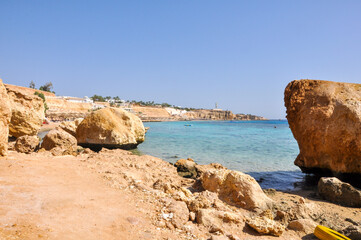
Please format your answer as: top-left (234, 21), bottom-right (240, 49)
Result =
top-left (0, 150), bottom-right (360, 240)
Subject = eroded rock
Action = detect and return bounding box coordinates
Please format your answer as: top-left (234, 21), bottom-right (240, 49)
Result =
top-left (0, 79), bottom-right (11, 156)
top-left (318, 177), bottom-right (361, 207)
top-left (288, 219), bottom-right (317, 234)
top-left (15, 135), bottom-right (40, 154)
top-left (41, 128), bottom-right (77, 156)
top-left (6, 87), bottom-right (45, 137)
top-left (201, 169), bottom-right (273, 211)
top-left (246, 216), bottom-right (285, 237)
top-left (284, 79), bottom-right (361, 176)
top-left (59, 119), bottom-right (83, 137)
top-left (76, 108), bottom-right (145, 151)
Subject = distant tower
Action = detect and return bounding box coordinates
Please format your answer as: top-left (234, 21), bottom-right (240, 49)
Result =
top-left (215, 102), bottom-right (218, 109)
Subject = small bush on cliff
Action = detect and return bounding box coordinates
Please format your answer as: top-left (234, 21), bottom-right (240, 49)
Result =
top-left (34, 91), bottom-right (48, 113)
top-left (39, 82), bottom-right (55, 93)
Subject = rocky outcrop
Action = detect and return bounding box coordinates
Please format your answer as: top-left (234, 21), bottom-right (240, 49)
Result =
top-left (0, 80), bottom-right (12, 156)
top-left (41, 128), bottom-right (77, 156)
top-left (76, 108), bottom-right (145, 151)
top-left (184, 110), bottom-right (235, 121)
top-left (201, 169), bottom-right (273, 211)
top-left (6, 86), bottom-right (45, 137)
top-left (318, 177), bottom-right (361, 207)
top-left (235, 114), bottom-right (267, 121)
top-left (15, 135), bottom-right (40, 154)
top-left (284, 79), bottom-right (361, 176)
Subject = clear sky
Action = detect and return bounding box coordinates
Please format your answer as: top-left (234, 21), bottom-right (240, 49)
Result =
top-left (1, 1), bottom-right (361, 119)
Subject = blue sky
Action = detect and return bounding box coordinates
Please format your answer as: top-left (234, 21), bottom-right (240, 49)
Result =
top-left (1, 1), bottom-right (360, 119)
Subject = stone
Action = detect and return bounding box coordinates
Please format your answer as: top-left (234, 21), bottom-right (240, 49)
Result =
top-left (201, 169), bottom-right (273, 211)
top-left (288, 219), bottom-right (317, 234)
top-left (318, 177), bottom-right (361, 207)
top-left (0, 79), bottom-right (11, 156)
top-left (174, 158), bottom-right (197, 178)
top-left (341, 225), bottom-right (361, 239)
top-left (246, 216), bottom-right (285, 237)
top-left (58, 121), bottom-right (77, 137)
top-left (187, 191), bottom-right (219, 212)
top-left (76, 108), bottom-right (145, 151)
top-left (15, 135), bottom-right (40, 154)
top-left (284, 79), bottom-right (361, 175)
top-left (6, 86), bottom-right (45, 137)
top-left (168, 200), bottom-right (190, 229)
top-left (41, 128), bottom-right (77, 156)
top-left (210, 235), bottom-right (229, 240)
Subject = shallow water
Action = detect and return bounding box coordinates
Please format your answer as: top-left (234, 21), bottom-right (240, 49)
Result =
top-left (136, 120), bottom-right (308, 191)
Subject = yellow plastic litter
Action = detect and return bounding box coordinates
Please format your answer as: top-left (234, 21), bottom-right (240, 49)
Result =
top-left (314, 225), bottom-right (351, 240)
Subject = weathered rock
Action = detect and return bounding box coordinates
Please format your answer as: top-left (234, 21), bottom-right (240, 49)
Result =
top-left (6, 86), bottom-right (45, 137)
top-left (0, 80), bottom-right (11, 156)
top-left (284, 79), bottom-right (361, 175)
top-left (168, 200), bottom-right (190, 228)
top-left (59, 121), bottom-right (76, 137)
top-left (288, 219), bottom-right (317, 234)
top-left (318, 177), bottom-right (361, 207)
top-left (188, 191), bottom-right (219, 212)
top-left (15, 135), bottom-right (40, 154)
top-left (201, 169), bottom-right (273, 211)
top-left (246, 216), bottom-right (285, 237)
top-left (174, 158), bottom-right (197, 178)
top-left (76, 108), bottom-right (145, 151)
top-left (41, 128), bottom-right (77, 156)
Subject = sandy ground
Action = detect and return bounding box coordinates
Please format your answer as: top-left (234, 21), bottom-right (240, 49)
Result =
top-left (0, 150), bottom-right (360, 240)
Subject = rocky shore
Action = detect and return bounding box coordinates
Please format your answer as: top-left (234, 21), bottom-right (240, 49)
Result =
top-left (1, 79), bottom-right (360, 239)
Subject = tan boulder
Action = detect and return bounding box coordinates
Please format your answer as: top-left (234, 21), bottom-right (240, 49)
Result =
top-left (41, 128), bottom-right (77, 156)
top-left (168, 200), bottom-right (190, 229)
top-left (76, 108), bottom-right (145, 151)
top-left (201, 169), bottom-right (273, 211)
top-left (318, 177), bottom-right (361, 207)
top-left (6, 87), bottom-right (45, 137)
top-left (15, 135), bottom-right (40, 154)
top-left (0, 80), bottom-right (12, 156)
top-left (284, 79), bottom-right (361, 175)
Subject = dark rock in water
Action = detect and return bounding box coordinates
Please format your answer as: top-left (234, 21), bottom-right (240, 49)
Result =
top-left (318, 177), bottom-right (361, 207)
top-left (174, 158), bottom-right (197, 179)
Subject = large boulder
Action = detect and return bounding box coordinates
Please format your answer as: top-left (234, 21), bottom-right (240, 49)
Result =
top-left (41, 128), bottom-right (77, 156)
top-left (15, 135), bottom-right (40, 154)
top-left (284, 79), bottom-right (361, 175)
top-left (318, 177), bottom-right (361, 207)
top-left (174, 158), bottom-right (197, 179)
top-left (76, 108), bottom-right (145, 151)
top-left (0, 80), bottom-right (12, 156)
top-left (6, 87), bottom-right (45, 137)
top-left (201, 169), bottom-right (273, 211)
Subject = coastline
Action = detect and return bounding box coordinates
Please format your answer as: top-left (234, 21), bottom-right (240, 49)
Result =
top-left (1, 148), bottom-right (359, 239)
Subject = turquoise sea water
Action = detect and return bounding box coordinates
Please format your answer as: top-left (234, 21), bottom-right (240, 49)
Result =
top-left (136, 120), bottom-right (307, 191)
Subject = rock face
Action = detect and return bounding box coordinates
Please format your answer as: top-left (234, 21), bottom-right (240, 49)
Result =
top-left (15, 135), bottom-right (40, 154)
top-left (6, 86), bottom-right (45, 137)
top-left (184, 110), bottom-right (235, 121)
top-left (284, 79), bottom-right (361, 175)
top-left (41, 128), bottom-right (77, 156)
top-left (318, 177), bottom-right (361, 207)
top-left (76, 108), bottom-right (145, 151)
top-left (201, 169), bottom-right (273, 211)
top-left (0, 80), bottom-right (12, 156)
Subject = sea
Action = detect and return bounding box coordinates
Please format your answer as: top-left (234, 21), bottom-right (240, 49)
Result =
top-left (135, 120), bottom-right (315, 191)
